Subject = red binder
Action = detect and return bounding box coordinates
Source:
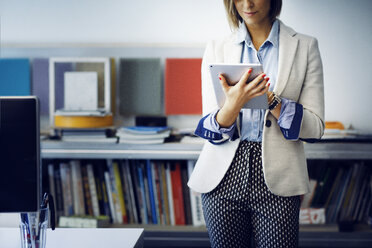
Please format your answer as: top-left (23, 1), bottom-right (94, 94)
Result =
top-left (165, 58), bottom-right (202, 115)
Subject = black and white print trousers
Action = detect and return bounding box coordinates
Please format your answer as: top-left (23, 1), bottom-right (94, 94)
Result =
top-left (201, 141), bottom-right (300, 248)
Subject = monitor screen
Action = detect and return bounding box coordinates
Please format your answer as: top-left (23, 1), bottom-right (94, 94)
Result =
top-left (0, 96), bottom-right (40, 212)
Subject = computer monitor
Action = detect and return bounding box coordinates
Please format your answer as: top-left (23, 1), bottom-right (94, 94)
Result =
top-left (0, 96), bottom-right (40, 212)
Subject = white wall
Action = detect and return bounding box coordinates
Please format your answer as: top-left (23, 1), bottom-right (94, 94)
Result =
top-left (1, 0), bottom-right (372, 132)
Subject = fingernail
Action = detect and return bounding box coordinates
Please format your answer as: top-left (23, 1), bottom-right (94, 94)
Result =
top-left (248, 68), bottom-right (252, 73)
top-left (268, 83), bottom-right (271, 87)
top-left (219, 77), bottom-right (221, 80)
top-left (262, 74), bottom-right (266, 78)
top-left (266, 77), bottom-right (270, 81)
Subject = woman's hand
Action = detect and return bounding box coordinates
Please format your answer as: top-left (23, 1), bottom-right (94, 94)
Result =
top-left (216, 69), bottom-right (270, 128)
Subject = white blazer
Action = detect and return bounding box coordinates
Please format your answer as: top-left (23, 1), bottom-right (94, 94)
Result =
top-left (187, 21), bottom-right (325, 197)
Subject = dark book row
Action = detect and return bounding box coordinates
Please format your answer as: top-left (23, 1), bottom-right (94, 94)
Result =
top-left (42, 159), bottom-right (205, 227)
top-left (304, 160), bottom-right (372, 224)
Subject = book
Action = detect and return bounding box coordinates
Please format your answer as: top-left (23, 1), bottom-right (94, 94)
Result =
top-left (137, 162), bottom-right (149, 224)
top-left (165, 162), bottom-right (175, 226)
top-left (94, 164), bottom-right (111, 218)
top-left (112, 161), bottom-right (128, 223)
top-left (53, 164), bottom-right (64, 219)
top-left (60, 162), bottom-right (74, 216)
top-left (153, 162), bottom-right (164, 225)
top-left (299, 208), bottom-right (326, 224)
top-left (164, 58), bottom-right (202, 115)
top-left (70, 160), bottom-right (85, 216)
top-left (121, 160), bottom-right (138, 224)
top-left (81, 164), bottom-right (94, 216)
top-left (107, 160), bottom-right (123, 224)
top-left (119, 58), bottom-right (162, 115)
top-left (0, 58), bottom-right (30, 96)
top-left (32, 58), bottom-right (49, 115)
top-left (170, 162), bottom-right (186, 225)
top-left (300, 179), bottom-right (317, 208)
top-left (120, 160), bottom-right (134, 224)
top-left (146, 160), bottom-right (158, 224)
top-left (180, 161), bottom-right (193, 225)
top-left (141, 162), bottom-right (152, 224)
top-left (119, 138), bottom-right (165, 145)
top-left (87, 164), bottom-right (100, 217)
top-left (130, 160), bottom-right (142, 224)
top-left (159, 162), bottom-right (171, 225)
top-left (104, 171), bottom-right (117, 223)
top-left (59, 215), bottom-right (110, 228)
top-left (47, 163), bottom-right (56, 207)
top-left (119, 126), bottom-right (171, 135)
top-left (187, 160), bottom-right (205, 226)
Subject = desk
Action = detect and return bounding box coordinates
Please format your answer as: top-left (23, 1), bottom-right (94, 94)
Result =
top-left (0, 227), bottom-right (144, 248)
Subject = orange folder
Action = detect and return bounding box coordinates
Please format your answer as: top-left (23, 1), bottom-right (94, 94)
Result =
top-left (165, 58), bottom-right (202, 115)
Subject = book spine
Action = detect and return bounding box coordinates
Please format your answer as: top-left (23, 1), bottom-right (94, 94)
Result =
top-left (60, 162), bottom-right (74, 216)
top-left (93, 162), bottom-right (104, 216)
top-left (160, 162), bottom-right (171, 225)
top-left (81, 164), bottom-right (94, 216)
top-left (154, 161), bottom-right (164, 225)
top-left (96, 164), bottom-right (111, 218)
top-left (170, 162), bottom-right (186, 225)
top-left (166, 162), bottom-right (175, 226)
top-left (107, 160), bottom-right (123, 224)
top-left (87, 164), bottom-right (100, 217)
top-left (187, 160), bottom-right (205, 226)
top-left (113, 161), bottom-right (128, 223)
top-left (120, 160), bottom-right (134, 223)
top-left (130, 161), bottom-right (142, 224)
top-left (146, 160), bottom-right (157, 224)
top-left (104, 171), bottom-right (117, 223)
top-left (181, 161), bottom-right (192, 225)
top-left (125, 160), bottom-right (139, 224)
top-left (47, 163), bottom-right (56, 205)
top-left (53, 164), bottom-right (64, 219)
top-left (137, 163), bottom-right (148, 224)
top-left (70, 160), bottom-right (85, 216)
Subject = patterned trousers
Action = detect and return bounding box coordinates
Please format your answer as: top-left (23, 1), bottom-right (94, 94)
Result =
top-left (201, 141), bottom-right (300, 248)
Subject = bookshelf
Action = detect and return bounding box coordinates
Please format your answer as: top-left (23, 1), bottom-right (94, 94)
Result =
top-left (42, 141), bottom-right (372, 160)
top-left (40, 140), bottom-right (372, 247)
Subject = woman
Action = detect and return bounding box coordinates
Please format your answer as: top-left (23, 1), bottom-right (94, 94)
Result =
top-left (188, 0), bottom-right (324, 247)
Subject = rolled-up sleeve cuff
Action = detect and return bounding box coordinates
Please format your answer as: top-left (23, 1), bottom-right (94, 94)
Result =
top-left (277, 98), bottom-right (303, 141)
top-left (194, 110), bottom-right (236, 145)
top-left (210, 110), bottom-right (236, 137)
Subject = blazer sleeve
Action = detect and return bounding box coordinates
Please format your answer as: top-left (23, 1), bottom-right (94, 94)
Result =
top-left (201, 41), bottom-right (220, 116)
top-left (298, 38), bottom-right (325, 140)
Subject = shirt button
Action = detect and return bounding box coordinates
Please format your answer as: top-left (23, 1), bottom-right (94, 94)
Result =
top-left (265, 120), bottom-right (272, 127)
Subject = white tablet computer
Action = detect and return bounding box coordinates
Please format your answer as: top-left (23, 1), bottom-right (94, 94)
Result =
top-left (209, 63), bottom-right (268, 109)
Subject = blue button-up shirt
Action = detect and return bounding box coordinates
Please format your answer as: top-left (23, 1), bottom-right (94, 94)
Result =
top-left (200, 19), bottom-right (301, 142)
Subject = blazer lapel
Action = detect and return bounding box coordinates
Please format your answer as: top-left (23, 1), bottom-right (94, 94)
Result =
top-left (224, 41), bottom-right (243, 63)
top-left (274, 21), bottom-right (299, 95)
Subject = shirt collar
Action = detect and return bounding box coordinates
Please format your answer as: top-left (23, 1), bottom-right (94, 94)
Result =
top-left (235, 19), bottom-right (279, 48)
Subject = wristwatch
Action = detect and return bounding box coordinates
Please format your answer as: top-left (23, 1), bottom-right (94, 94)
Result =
top-left (268, 93), bottom-right (281, 110)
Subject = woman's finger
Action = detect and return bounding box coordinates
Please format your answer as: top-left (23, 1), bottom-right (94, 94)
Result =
top-left (246, 73), bottom-right (266, 90)
top-left (219, 74), bottom-right (230, 92)
top-left (237, 68), bottom-right (253, 87)
top-left (252, 82), bottom-right (270, 97)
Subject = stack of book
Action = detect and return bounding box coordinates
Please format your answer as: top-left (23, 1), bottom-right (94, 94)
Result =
top-left (117, 126), bottom-right (171, 144)
top-left (59, 128), bottom-right (118, 143)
